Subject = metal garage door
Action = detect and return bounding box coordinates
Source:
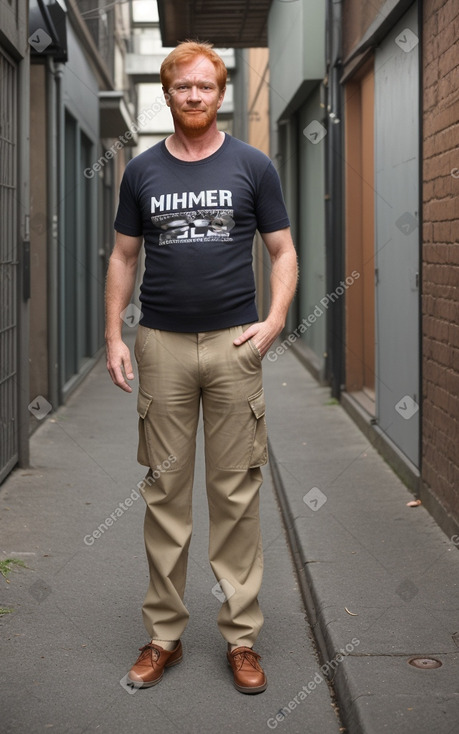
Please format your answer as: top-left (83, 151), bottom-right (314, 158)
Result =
top-left (374, 2), bottom-right (420, 467)
top-left (0, 47), bottom-right (18, 482)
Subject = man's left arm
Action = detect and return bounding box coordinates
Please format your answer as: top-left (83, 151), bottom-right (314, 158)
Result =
top-left (233, 227), bottom-right (298, 357)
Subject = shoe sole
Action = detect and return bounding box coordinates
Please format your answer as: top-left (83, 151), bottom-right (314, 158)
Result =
top-left (127, 653), bottom-right (183, 689)
top-left (233, 680), bottom-right (267, 694)
top-left (227, 660), bottom-right (267, 694)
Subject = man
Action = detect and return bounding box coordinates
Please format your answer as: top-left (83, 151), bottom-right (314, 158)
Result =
top-left (105, 41), bottom-right (297, 694)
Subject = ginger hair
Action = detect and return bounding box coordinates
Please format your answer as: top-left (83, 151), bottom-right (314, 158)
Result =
top-left (160, 40), bottom-right (227, 93)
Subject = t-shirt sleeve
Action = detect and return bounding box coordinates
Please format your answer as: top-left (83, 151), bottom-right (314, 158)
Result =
top-left (114, 166), bottom-right (143, 237)
top-left (255, 161), bottom-right (291, 233)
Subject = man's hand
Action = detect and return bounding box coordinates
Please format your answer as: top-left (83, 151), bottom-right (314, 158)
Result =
top-left (106, 339), bottom-right (135, 392)
top-left (233, 318), bottom-right (283, 358)
top-left (233, 228), bottom-right (297, 358)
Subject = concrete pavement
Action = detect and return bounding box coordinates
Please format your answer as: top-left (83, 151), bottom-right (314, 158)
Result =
top-left (2, 331), bottom-right (458, 733)
top-left (0, 331), bottom-right (341, 734)
top-left (263, 347), bottom-right (459, 734)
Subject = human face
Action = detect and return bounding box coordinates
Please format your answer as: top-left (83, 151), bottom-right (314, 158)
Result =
top-left (164, 56), bottom-right (225, 134)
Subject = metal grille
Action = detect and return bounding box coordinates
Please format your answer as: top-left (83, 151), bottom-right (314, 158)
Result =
top-left (157, 0), bottom-right (271, 47)
top-left (0, 48), bottom-right (18, 483)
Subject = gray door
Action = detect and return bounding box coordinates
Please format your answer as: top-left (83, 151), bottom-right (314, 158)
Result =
top-left (0, 47), bottom-right (18, 482)
top-left (374, 2), bottom-right (420, 466)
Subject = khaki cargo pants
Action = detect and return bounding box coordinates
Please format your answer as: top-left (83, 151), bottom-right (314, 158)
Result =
top-left (134, 323), bottom-right (267, 648)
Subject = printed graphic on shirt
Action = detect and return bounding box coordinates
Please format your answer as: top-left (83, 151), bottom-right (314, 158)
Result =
top-left (152, 209), bottom-right (235, 245)
top-left (150, 189), bottom-right (235, 245)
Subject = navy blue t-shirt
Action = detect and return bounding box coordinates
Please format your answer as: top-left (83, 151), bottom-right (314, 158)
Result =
top-left (114, 133), bottom-right (290, 332)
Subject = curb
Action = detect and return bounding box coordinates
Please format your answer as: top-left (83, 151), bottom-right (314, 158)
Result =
top-left (268, 439), bottom-right (362, 734)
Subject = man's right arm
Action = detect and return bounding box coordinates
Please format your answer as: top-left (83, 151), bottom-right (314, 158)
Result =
top-left (105, 231), bottom-right (143, 392)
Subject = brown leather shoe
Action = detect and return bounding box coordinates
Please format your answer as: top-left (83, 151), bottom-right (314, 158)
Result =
top-left (127, 641), bottom-right (182, 688)
top-left (227, 646), bottom-right (267, 694)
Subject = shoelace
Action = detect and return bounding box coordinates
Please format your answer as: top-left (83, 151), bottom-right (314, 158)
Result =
top-left (136, 643), bottom-right (161, 665)
top-left (231, 648), bottom-right (262, 671)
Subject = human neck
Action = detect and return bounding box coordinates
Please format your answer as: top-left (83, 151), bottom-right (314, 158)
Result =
top-left (165, 125), bottom-right (225, 162)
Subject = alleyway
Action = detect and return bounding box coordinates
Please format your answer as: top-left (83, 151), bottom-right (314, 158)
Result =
top-left (1, 332), bottom-right (458, 733)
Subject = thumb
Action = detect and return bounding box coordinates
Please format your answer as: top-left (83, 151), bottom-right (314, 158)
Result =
top-left (123, 353), bottom-right (135, 380)
top-left (233, 327), bottom-right (255, 346)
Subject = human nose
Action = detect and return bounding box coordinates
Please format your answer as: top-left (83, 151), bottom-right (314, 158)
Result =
top-left (188, 85), bottom-right (201, 102)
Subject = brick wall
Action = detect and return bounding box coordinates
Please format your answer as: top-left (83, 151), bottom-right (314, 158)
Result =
top-left (422, 0), bottom-right (459, 527)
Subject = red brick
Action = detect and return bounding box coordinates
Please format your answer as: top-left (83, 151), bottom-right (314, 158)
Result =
top-left (422, 358), bottom-right (449, 385)
top-left (437, 0), bottom-right (459, 33)
top-left (423, 262), bottom-right (457, 289)
top-left (437, 72), bottom-right (459, 109)
top-left (447, 459), bottom-right (459, 486)
top-left (424, 83), bottom-right (438, 112)
top-left (436, 17), bottom-right (456, 56)
top-left (421, 460), bottom-right (446, 490)
top-left (423, 220), bottom-right (434, 242)
top-left (424, 197), bottom-right (457, 223)
top-left (422, 281), bottom-right (456, 300)
top-left (449, 323), bottom-right (459, 348)
top-left (448, 394), bottom-right (459, 422)
top-left (423, 243), bottom-right (450, 261)
top-left (423, 7), bottom-right (438, 41)
top-left (424, 338), bottom-right (451, 366)
top-left (433, 123), bottom-right (459, 157)
top-left (438, 43), bottom-right (459, 78)
top-left (423, 150), bottom-right (452, 180)
top-left (424, 58), bottom-right (439, 89)
top-left (426, 0), bottom-right (450, 15)
top-left (424, 316), bottom-right (449, 342)
top-left (433, 296), bottom-right (455, 319)
top-left (422, 294), bottom-right (435, 315)
top-left (432, 222), bottom-right (452, 242)
top-left (446, 299), bottom-right (459, 321)
top-left (446, 369), bottom-right (459, 394)
top-left (423, 136), bottom-right (436, 162)
top-left (424, 106), bottom-right (459, 137)
top-left (435, 385), bottom-right (451, 412)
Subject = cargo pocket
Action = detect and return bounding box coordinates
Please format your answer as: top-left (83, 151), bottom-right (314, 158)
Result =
top-left (248, 387), bottom-right (268, 468)
top-left (137, 387), bottom-right (153, 467)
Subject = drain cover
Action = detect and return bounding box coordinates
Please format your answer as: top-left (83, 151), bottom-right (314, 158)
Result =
top-left (408, 657), bottom-right (442, 669)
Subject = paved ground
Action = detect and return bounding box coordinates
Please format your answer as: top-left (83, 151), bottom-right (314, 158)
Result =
top-left (2, 331), bottom-right (458, 733)
top-left (263, 347), bottom-right (459, 734)
top-left (0, 331), bottom-right (342, 734)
